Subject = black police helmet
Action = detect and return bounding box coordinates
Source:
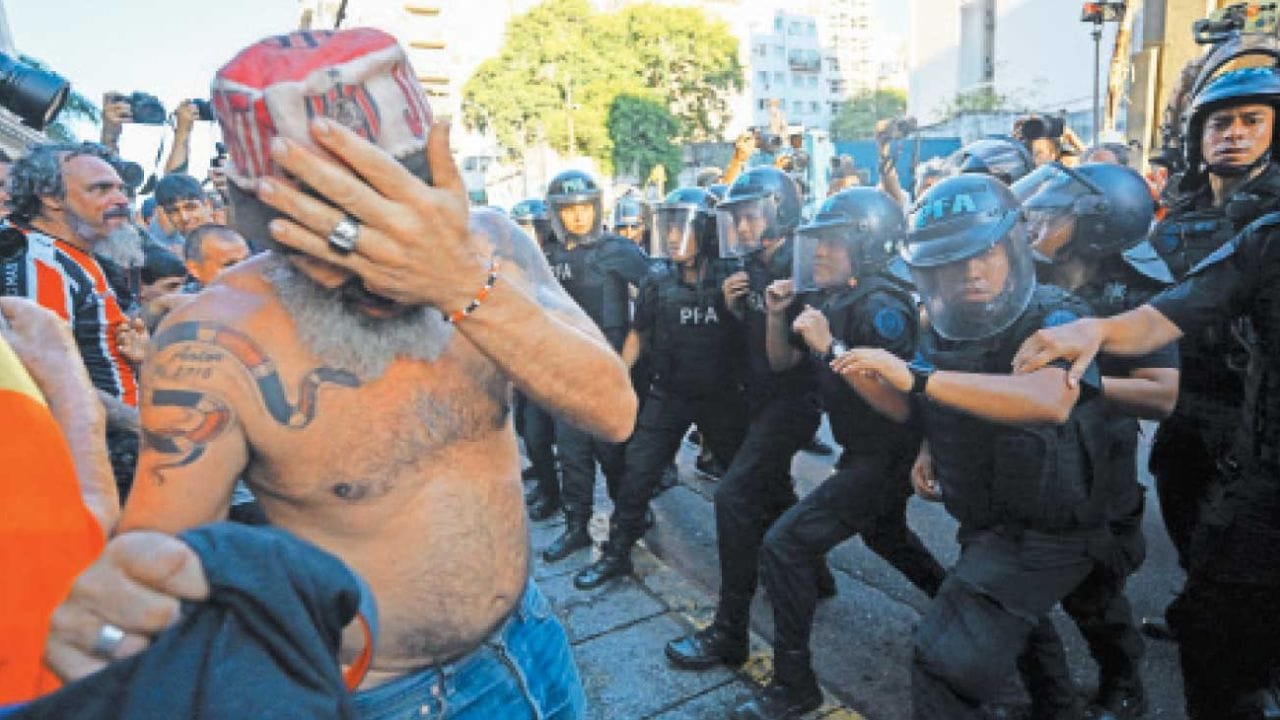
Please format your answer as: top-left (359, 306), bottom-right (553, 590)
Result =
top-left (1182, 67), bottom-right (1280, 188)
top-left (955, 137), bottom-right (1034, 185)
top-left (614, 196), bottom-right (645, 226)
top-left (904, 173), bottom-right (1023, 267)
top-left (1063, 163), bottom-right (1155, 258)
top-left (545, 169), bottom-right (602, 243)
top-left (655, 186), bottom-right (719, 261)
top-left (721, 166), bottom-right (802, 238)
top-left (802, 187), bottom-right (904, 274)
top-left (510, 198), bottom-right (550, 222)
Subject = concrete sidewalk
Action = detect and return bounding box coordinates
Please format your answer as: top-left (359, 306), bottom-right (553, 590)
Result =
top-left (527, 478), bottom-right (865, 720)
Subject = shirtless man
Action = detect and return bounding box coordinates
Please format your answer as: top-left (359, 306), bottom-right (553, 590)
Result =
top-left (43, 29), bottom-right (634, 718)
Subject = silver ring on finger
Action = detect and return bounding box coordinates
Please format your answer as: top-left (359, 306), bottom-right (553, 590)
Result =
top-left (92, 622), bottom-right (126, 658)
top-left (327, 216), bottom-right (361, 254)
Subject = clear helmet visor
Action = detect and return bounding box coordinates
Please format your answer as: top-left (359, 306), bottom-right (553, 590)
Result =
top-left (1019, 165), bottom-right (1095, 262)
top-left (717, 195), bottom-right (779, 258)
top-left (548, 194), bottom-right (602, 244)
top-left (652, 204), bottom-right (700, 262)
top-left (910, 233), bottom-right (1036, 341)
top-left (793, 224), bottom-right (856, 292)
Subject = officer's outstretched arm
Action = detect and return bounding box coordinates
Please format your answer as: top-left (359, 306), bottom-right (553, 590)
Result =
top-left (1102, 367), bottom-right (1179, 420)
top-left (927, 367), bottom-right (1080, 426)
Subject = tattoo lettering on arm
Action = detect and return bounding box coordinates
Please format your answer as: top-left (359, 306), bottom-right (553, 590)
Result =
top-left (153, 321), bottom-right (359, 427)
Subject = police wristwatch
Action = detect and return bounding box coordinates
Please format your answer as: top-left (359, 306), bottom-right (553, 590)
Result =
top-left (821, 339), bottom-right (848, 363)
top-left (907, 361), bottom-right (935, 395)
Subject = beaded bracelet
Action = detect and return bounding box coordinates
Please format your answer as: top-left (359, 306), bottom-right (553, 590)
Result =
top-left (447, 258), bottom-right (501, 324)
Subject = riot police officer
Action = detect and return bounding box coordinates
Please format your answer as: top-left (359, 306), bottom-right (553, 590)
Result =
top-left (510, 197), bottom-right (563, 520)
top-left (511, 197), bottom-right (555, 250)
top-left (730, 188), bottom-right (947, 720)
top-left (1145, 67), bottom-right (1280, 627)
top-left (541, 169), bottom-right (650, 562)
top-left (572, 186), bottom-right (749, 590)
top-left (837, 174), bottom-right (1115, 719)
top-left (613, 195), bottom-right (649, 248)
top-left (950, 136), bottom-right (1035, 185)
top-left (664, 167), bottom-right (824, 671)
top-left (1014, 196), bottom-right (1280, 719)
top-left (1020, 161), bottom-right (1177, 719)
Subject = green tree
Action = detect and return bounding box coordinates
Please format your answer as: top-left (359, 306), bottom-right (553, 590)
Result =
top-left (602, 3), bottom-right (742, 140)
top-left (829, 88), bottom-right (907, 141)
top-left (462, 0), bottom-right (742, 171)
top-left (607, 93), bottom-right (681, 186)
top-left (935, 86), bottom-right (1019, 120)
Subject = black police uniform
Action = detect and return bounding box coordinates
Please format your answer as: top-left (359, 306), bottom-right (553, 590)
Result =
top-left (518, 238), bottom-right (566, 519)
top-left (1147, 163), bottom-right (1280, 566)
top-left (1035, 255), bottom-right (1178, 708)
top-left (912, 285), bottom-right (1116, 719)
top-left (1147, 214), bottom-right (1280, 718)
top-left (605, 261), bottom-right (749, 551)
top-left (544, 235), bottom-right (649, 540)
top-left (713, 241), bottom-right (823, 629)
top-left (757, 273), bottom-right (947, 698)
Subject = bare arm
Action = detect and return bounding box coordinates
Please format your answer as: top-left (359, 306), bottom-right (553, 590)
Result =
top-left (162, 101), bottom-right (197, 174)
top-left (721, 133), bottom-right (756, 186)
top-left (256, 119), bottom-right (636, 442)
top-left (1101, 367), bottom-right (1179, 420)
top-left (0, 298), bottom-right (119, 531)
top-left (621, 329), bottom-right (645, 369)
top-left (1013, 307), bottom-right (1184, 383)
top-left (117, 311), bottom-right (251, 533)
top-left (98, 388), bottom-right (140, 433)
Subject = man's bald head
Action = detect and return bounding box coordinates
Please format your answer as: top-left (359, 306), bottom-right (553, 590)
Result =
top-left (184, 224), bottom-right (250, 287)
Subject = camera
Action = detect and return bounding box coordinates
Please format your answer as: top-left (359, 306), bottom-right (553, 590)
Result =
top-left (1015, 114), bottom-right (1065, 141)
top-left (0, 52), bottom-right (69, 130)
top-left (111, 92), bottom-right (166, 125)
top-left (876, 116), bottom-right (918, 143)
top-left (1194, 3), bottom-right (1279, 44)
top-left (191, 99), bottom-right (215, 122)
top-left (210, 141), bottom-right (228, 169)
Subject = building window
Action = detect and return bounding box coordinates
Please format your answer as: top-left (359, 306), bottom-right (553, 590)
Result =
top-left (792, 74), bottom-right (802, 86)
top-left (829, 102), bottom-right (841, 115)
top-left (792, 101), bottom-right (803, 115)
top-left (774, 71), bottom-right (785, 83)
top-left (756, 44), bottom-right (767, 58)
top-left (807, 75), bottom-right (817, 87)
top-left (810, 101), bottom-right (820, 113)
top-left (758, 71), bottom-right (769, 84)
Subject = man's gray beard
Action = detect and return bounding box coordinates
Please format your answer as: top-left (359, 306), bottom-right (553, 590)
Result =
top-left (94, 223), bottom-right (146, 268)
top-left (265, 258), bottom-right (452, 381)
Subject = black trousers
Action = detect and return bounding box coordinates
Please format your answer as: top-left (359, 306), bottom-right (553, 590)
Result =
top-left (911, 528), bottom-right (1100, 720)
top-left (1170, 579), bottom-right (1280, 719)
top-left (1149, 412), bottom-right (1221, 570)
top-left (609, 386), bottom-right (747, 547)
top-left (711, 390), bottom-right (820, 635)
top-left (556, 418), bottom-right (626, 519)
top-left (759, 445), bottom-right (946, 682)
top-left (520, 395), bottom-right (560, 503)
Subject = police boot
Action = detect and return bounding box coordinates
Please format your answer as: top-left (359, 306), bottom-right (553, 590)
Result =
top-left (730, 651), bottom-right (823, 719)
top-left (1085, 677), bottom-right (1147, 720)
top-left (542, 513), bottom-right (591, 563)
top-left (573, 539), bottom-right (634, 590)
top-left (527, 491), bottom-right (561, 522)
top-left (664, 622), bottom-right (748, 670)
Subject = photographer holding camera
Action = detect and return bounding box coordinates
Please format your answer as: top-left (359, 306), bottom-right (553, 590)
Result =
top-left (100, 92), bottom-right (213, 186)
top-left (1014, 113), bottom-right (1087, 167)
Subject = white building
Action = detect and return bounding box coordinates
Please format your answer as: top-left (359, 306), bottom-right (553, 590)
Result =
top-left (821, 0), bottom-right (877, 96)
top-left (747, 10), bottom-right (845, 130)
top-left (908, 0), bottom-right (1120, 129)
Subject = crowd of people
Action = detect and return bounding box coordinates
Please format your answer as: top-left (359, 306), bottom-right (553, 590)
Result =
top-left (1, 20), bottom-right (1278, 720)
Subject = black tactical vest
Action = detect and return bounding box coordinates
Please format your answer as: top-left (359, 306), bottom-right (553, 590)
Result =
top-left (647, 262), bottom-right (744, 398)
top-left (817, 274), bottom-right (918, 450)
top-left (739, 242), bottom-right (816, 398)
top-left (921, 285), bottom-right (1111, 532)
top-left (546, 238), bottom-right (633, 351)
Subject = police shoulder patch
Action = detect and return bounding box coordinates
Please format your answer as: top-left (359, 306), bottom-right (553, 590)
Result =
top-left (1043, 309), bottom-right (1079, 328)
top-left (873, 305), bottom-right (908, 341)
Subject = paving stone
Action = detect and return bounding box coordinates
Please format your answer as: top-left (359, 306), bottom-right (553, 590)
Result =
top-left (646, 681), bottom-right (755, 719)
top-left (574, 615), bottom-right (739, 720)
top-left (540, 570), bottom-right (666, 642)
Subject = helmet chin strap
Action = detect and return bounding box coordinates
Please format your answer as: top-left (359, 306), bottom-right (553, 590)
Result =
top-left (1207, 149), bottom-right (1272, 178)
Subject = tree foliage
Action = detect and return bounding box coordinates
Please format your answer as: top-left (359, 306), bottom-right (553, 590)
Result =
top-left (607, 93), bottom-right (681, 186)
top-left (829, 88), bottom-right (907, 141)
top-left (462, 0), bottom-right (741, 173)
top-left (935, 86), bottom-right (1020, 120)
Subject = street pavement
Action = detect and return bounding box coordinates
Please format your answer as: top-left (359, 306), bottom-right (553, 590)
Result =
top-left (527, 420), bottom-right (1186, 720)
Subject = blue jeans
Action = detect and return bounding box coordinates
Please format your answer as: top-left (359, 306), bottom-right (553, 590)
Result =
top-left (352, 579), bottom-right (585, 719)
